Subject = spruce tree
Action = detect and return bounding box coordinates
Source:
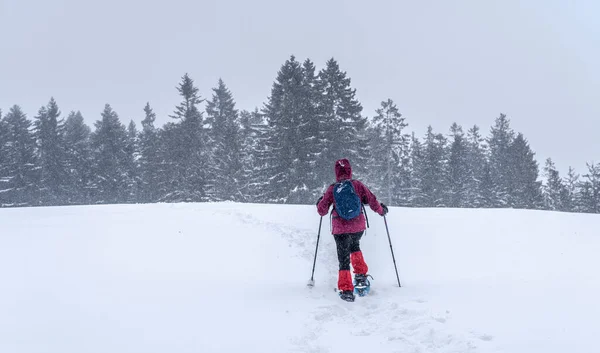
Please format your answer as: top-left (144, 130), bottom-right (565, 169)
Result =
top-left (125, 120), bottom-right (140, 202)
top-left (237, 109), bottom-right (255, 201)
top-left (447, 123), bottom-right (469, 208)
top-left (34, 98), bottom-right (67, 205)
top-left (0, 109), bottom-right (7, 205)
top-left (464, 125), bottom-right (487, 207)
top-left (478, 162), bottom-right (497, 208)
top-left (158, 122), bottom-right (180, 201)
top-left (364, 123), bottom-right (385, 196)
top-left (205, 79), bottom-right (242, 201)
top-left (564, 166), bottom-right (579, 212)
top-left (138, 103), bottom-right (161, 203)
top-left (420, 126), bottom-right (448, 207)
top-left (395, 135), bottom-right (413, 207)
top-left (297, 59), bottom-right (322, 201)
top-left (262, 56), bottom-right (311, 203)
top-left (542, 158), bottom-right (570, 211)
top-left (506, 133), bottom-right (543, 209)
top-left (90, 104), bottom-right (132, 204)
top-left (238, 108), bottom-right (270, 202)
top-left (316, 58), bottom-right (369, 182)
top-left (488, 113), bottom-right (514, 206)
top-left (578, 162), bottom-right (600, 213)
top-left (162, 73), bottom-right (208, 202)
top-left (63, 111), bottom-right (93, 204)
top-left (408, 133), bottom-right (426, 207)
top-left (370, 99), bottom-right (409, 205)
top-left (0, 109), bottom-right (6, 187)
top-left (1, 105), bottom-right (39, 206)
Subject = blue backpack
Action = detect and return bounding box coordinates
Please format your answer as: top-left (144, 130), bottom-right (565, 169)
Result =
top-left (333, 180), bottom-right (362, 220)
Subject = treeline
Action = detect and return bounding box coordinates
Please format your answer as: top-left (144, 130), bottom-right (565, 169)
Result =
top-left (1, 56), bottom-right (598, 213)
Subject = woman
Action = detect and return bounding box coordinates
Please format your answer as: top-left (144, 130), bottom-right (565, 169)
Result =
top-left (316, 158), bottom-right (388, 302)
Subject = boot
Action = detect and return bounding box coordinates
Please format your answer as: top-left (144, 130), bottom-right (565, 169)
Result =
top-left (353, 274), bottom-right (373, 297)
top-left (354, 273), bottom-right (372, 288)
top-left (339, 290), bottom-right (355, 302)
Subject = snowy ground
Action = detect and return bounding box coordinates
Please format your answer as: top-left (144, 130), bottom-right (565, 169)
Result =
top-left (1, 202), bottom-right (599, 353)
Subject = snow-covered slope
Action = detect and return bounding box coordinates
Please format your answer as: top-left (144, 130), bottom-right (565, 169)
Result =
top-left (1, 203), bottom-right (599, 353)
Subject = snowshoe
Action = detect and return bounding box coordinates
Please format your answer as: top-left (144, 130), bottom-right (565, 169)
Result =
top-left (353, 274), bottom-right (373, 297)
top-left (339, 290), bottom-right (355, 302)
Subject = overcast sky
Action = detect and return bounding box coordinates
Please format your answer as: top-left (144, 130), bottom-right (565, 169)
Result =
top-left (1, 0), bottom-right (598, 173)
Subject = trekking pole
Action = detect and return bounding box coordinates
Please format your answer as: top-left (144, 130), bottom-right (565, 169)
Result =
top-left (307, 216), bottom-right (323, 287)
top-left (384, 215), bottom-right (402, 287)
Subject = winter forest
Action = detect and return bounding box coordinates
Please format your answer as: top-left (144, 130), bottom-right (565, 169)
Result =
top-left (1, 56), bottom-right (598, 213)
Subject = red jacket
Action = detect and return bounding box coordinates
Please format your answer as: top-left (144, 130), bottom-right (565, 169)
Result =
top-left (317, 159), bottom-right (385, 234)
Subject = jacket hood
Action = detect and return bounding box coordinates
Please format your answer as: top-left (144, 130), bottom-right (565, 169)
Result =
top-left (334, 158), bottom-right (352, 182)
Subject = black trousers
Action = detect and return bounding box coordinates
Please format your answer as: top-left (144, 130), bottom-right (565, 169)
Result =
top-left (333, 231), bottom-right (364, 271)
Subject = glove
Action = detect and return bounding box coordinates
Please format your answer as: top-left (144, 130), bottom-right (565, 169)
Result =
top-left (380, 203), bottom-right (388, 216)
top-left (316, 196), bottom-right (323, 206)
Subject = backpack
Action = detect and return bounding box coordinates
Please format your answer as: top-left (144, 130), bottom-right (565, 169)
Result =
top-left (332, 180), bottom-right (362, 220)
